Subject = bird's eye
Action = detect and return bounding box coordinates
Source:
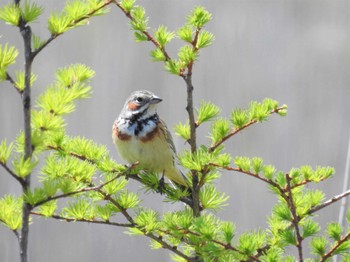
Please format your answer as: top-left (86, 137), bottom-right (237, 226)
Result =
top-left (136, 97), bottom-right (143, 103)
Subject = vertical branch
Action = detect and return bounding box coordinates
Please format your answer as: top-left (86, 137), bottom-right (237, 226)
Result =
top-left (16, 1), bottom-right (34, 261)
top-left (286, 174), bottom-right (303, 262)
top-left (183, 74), bottom-right (200, 219)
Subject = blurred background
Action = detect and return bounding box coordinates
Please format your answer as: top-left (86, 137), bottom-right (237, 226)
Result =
top-left (1, 0), bottom-right (350, 261)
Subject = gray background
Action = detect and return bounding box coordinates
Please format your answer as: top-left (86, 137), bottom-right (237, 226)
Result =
top-left (1, 0), bottom-right (350, 261)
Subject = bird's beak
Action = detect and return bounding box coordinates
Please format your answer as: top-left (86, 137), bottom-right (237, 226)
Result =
top-left (150, 95), bottom-right (162, 104)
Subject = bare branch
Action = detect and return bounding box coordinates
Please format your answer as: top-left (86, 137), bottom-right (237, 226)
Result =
top-left (309, 189), bottom-right (350, 215)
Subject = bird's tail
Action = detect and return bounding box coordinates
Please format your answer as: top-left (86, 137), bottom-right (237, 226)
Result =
top-left (165, 166), bottom-right (189, 187)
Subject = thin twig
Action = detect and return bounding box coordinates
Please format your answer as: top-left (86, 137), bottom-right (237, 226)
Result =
top-left (0, 217), bottom-right (20, 241)
top-left (32, 0), bottom-right (114, 59)
top-left (96, 187), bottom-right (191, 260)
top-left (308, 189), bottom-right (350, 215)
top-left (161, 228), bottom-right (261, 262)
top-left (6, 73), bottom-right (22, 94)
top-left (48, 145), bottom-right (193, 207)
top-left (112, 0), bottom-right (171, 61)
top-left (32, 164), bottom-right (135, 208)
top-left (209, 163), bottom-right (283, 192)
top-left (208, 107), bottom-right (285, 153)
top-left (31, 212), bottom-right (133, 227)
top-left (321, 230), bottom-right (350, 262)
top-left (0, 162), bottom-right (25, 187)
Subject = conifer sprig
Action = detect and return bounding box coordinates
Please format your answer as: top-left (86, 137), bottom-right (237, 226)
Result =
top-left (209, 101), bottom-right (287, 153)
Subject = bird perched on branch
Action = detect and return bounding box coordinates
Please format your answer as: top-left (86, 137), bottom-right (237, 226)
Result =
top-left (112, 90), bottom-right (188, 187)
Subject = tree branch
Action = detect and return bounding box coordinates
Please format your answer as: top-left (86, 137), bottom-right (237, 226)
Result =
top-left (0, 162), bottom-right (25, 187)
top-left (31, 212), bottom-right (133, 227)
top-left (112, 0), bottom-right (171, 61)
top-left (32, 165), bottom-right (134, 208)
top-left (285, 174), bottom-right (303, 262)
top-left (209, 163), bottom-right (283, 192)
top-left (308, 189), bottom-right (350, 215)
top-left (320, 230), bottom-right (350, 262)
top-left (6, 72), bottom-right (22, 94)
top-left (32, 0), bottom-right (114, 59)
top-left (16, 4), bottom-right (34, 261)
top-left (208, 107), bottom-right (285, 153)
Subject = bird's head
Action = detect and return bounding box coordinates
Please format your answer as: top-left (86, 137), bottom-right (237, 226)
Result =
top-left (122, 90), bottom-right (162, 119)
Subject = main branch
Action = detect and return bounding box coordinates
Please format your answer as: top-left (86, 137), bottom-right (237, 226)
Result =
top-left (17, 6), bottom-right (34, 261)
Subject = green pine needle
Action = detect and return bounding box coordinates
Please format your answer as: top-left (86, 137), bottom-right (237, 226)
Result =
top-left (301, 219), bottom-right (320, 238)
top-left (221, 221), bottom-right (235, 244)
top-left (24, 187), bottom-right (47, 205)
top-left (174, 122), bottom-right (190, 141)
top-left (262, 165), bottom-right (276, 180)
top-left (278, 104), bottom-right (288, 116)
top-left (62, 199), bottom-right (93, 220)
top-left (120, 0), bottom-right (136, 13)
top-left (200, 184), bottom-right (229, 211)
top-left (196, 101), bottom-right (220, 125)
top-left (14, 71), bottom-right (37, 91)
top-left (0, 44), bottom-right (19, 81)
top-left (102, 175), bottom-right (128, 195)
top-left (48, 0), bottom-right (109, 35)
top-left (177, 25), bottom-right (193, 43)
top-left (327, 222), bottom-right (342, 241)
top-left (280, 228), bottom-right (297, 246)
top-left (0, 3), bottom-right (21, 26)
top-left (310, 236), bottom-right (327, 256)
top-left (134, 209), bottom-right (160, 233)
top-left (37, 200), bottom-right (57, 217)
top-left (165, 59), bottom-right (182, 75)
top-left (21, 1), bottom-right (44, 24)
top-left (56, 63), bottom-right (95, 86)
top-left (96, 204), bottom-right (113, 221)
top-left (154, 25), bottom-right (175, 48)
top-left (0, 195), bottom-right (23, 230)
top-left (115, 190), bottom-right (140, 209)
top-left (192, 213), bottom-right (219, 240)
top-left (237, 231), bottom-right (266, 256)
top-left (231, 108), bottom-right (249, 129)
top-left (334, 241), bottom-right (350, 256)
top-left (187, 6), bottom-right (212, 29)
top-left (48, 13), bottom-right (71, 35)
top-left (177, 45), bottom-right (197, 66)
top-left (273, 202), bottom-right (292, 222)
top-left (210, 118), bottom-right (230, 144)
top-left (0, 140), bottom-right (14, 164)
top-left (31, 110), bottom-right (65, 132)
top-left (234, 157), bottom-right (251, 173)
top-left (134, 31), bottom-right (148, 42)
top-left (13, 156), bottom-right (38, 178)
top-left (130, 6), bottom-right (148, 31)
top-left (196, 30), bottom-right (214, 49)
top-left (251, 157), bottom-right (263, 174)
top-left (150, 48), bottom-right (166, 62)
top-left (313, 166), bottom-right (334, 182)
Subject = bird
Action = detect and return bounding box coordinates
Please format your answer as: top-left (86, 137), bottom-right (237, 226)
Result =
top-left (112, 90), bottom-right (188, 187)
